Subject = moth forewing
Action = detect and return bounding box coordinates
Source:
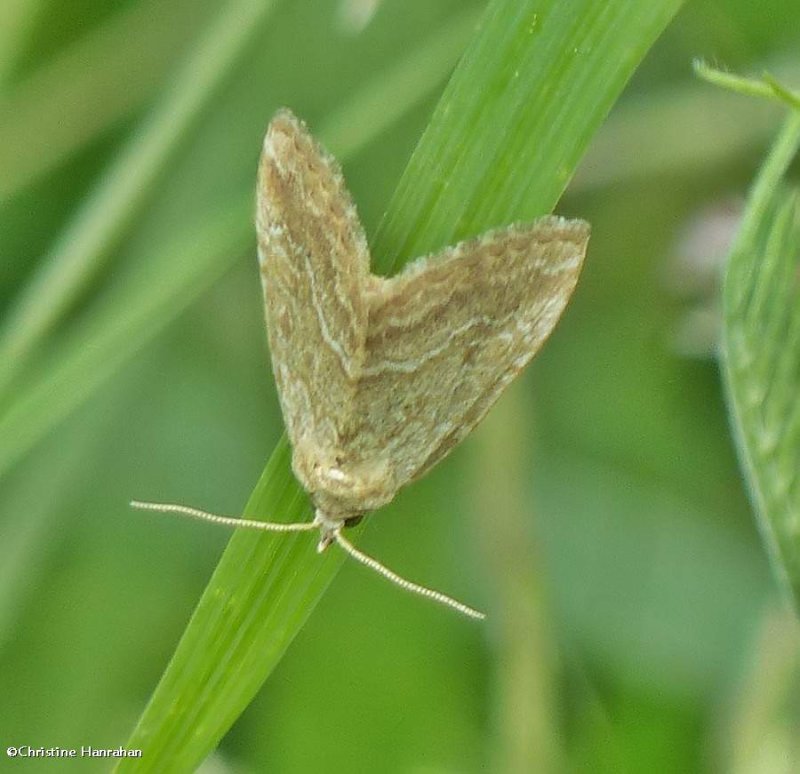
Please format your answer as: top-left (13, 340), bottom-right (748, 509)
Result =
top-left (256, 109), bottom-right (371, 513)
top-left (355, 217), bottom-right (589, 489)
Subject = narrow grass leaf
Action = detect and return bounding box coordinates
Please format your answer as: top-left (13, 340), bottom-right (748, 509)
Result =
top-left (0, 0), bottom-right (208, 200)
top-left (0, 201), bottom-right (250, 481)
top-left (0, 0), bottom-right (278, 398)
top-left (721, 112), bottom-right (800, 609)
top-left (0, 0), bottom-right (42, 92)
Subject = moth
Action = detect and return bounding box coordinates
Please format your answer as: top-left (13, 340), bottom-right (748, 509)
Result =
top-left (134, 109), bottom-right (589, 620)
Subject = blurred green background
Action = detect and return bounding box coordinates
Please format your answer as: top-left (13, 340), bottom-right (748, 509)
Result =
top-left (1, 0), bottom-right (799, 771)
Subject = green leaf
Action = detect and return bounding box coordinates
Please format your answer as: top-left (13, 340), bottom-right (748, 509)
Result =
top-left (0, 200), bottom-right (250, 480)
top-left (721, 112), bottom-right (800, 609)
top-left (694, 60), bottom-right (800, 112)
top-left (118, 0), bottom-right (684, 770)
top-left (0, 0), bottom-right (278, 399)
top-left (0, 0), bottom-right (41, 92)
top-left (0, 0), bottom-right (210, 199)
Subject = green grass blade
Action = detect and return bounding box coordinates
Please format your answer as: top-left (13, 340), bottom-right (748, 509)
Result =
top-left (471, 391), bottom-right (562, 771)
top-left (0, 0), bottom-right (277, 398)
top-left (0, 0), bottom-right (208, 199)
top-left (574, 53), bottom-right (800, 192)
top-left (319, 8), bottom-right (480, 160)
top-left (0, 0), bottom-right (41, 92)
top-left (721, 112), bottom-right (800, 609)
top-left (118, 0), bottom-right (684, 769)
top-left (0, 200), bottom-right (250, 481)
top-left (372, 0), bottom-right (683, 269)
top-left (694, 60), bottom-right (800, 112)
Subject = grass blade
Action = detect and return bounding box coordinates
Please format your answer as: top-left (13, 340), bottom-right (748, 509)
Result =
top-left (0, 0), bottom-right (277, 398)
top-left (0, 201), bottom-right (250, 481)
top-left (0, 0), bottom-right (41, 92)
top-left (0, 0), bottom-right (209, 199)
top-left (721, 112), bottom-right (800, 608)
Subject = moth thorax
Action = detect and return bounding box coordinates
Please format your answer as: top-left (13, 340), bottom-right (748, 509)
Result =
top-left (292, 444), bottom-right (396, 518)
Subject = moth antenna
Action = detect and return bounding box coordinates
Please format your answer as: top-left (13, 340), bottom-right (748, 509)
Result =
top-left (130, 500), bottom-right (317, 533)
top-left (332, 528), bottom-right (486, 621)
top-left (131, 500), bottom-right (485, 620)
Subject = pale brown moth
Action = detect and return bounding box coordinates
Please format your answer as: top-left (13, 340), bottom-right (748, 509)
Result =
top-left (133, 109), bottom-right (590, 620)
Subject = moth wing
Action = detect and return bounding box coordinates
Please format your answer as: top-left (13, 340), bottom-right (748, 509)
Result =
top-left (256, 110), bottom-right (370, 470)
top-left (355, 216), bottom-right (589, 489)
